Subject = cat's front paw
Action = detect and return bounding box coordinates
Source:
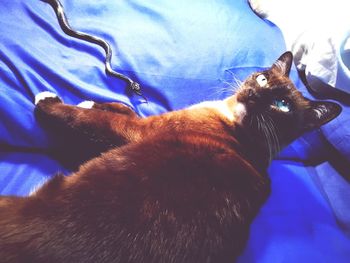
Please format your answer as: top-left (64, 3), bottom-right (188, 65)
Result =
top-left (35, 91), bottom-right (62, 105)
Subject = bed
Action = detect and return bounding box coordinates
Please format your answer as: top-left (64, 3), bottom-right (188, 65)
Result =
top-left (1, 0), bottom-right (349, 262)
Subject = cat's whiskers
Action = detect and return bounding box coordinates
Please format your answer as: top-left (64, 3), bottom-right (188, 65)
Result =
top-left (221, 75), bottom-right (245, 95)
top-left (233, 78), bottom-right (244, 90)
top-left (249, 114), bottom-right (254, 127)
top-left (258, 114), bottom-right (274, 163)
top-left (256, 114), bottom-right (262, 131)
top-left (266, 115), bottom-right (280, 155)
top-left (209, 76), bottom-right (244, 100)
top-left (260, 114), bottom-right (280, 163)
top-left (224, 70), bottom-right (244, 89)
top-left (209, 84), bottom-right (238, 98)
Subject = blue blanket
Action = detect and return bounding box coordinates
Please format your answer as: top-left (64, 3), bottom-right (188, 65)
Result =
top-left (1, 0), bottom-right (349, 262)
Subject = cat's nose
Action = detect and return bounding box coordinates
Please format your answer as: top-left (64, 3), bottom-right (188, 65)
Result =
top-left (237, 88), bottom-right (260, 105)
top-left (248, 89), bottom-right (254, 99)
top-left (241, 88), bottom-right (260, 103)
top-left (246, 88), bottom-right (260, 102)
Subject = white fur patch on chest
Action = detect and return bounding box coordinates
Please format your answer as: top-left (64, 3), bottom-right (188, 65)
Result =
top-left (190, 100), bottom-right (246, 123)
top-left (234, 102), bottom-right (247, 123)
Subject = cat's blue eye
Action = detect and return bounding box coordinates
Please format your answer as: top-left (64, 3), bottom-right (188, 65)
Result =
top-left (273, 99), bottom-right (290, 112)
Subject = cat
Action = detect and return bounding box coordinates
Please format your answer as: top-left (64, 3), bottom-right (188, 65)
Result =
top-left (0, 52), bottom-right (341, 263)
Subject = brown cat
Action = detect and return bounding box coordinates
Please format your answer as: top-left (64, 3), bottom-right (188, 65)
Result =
top-left (0, 52), bottom-right (341, 263)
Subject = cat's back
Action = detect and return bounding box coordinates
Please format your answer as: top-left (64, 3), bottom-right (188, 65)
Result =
top-left (67, 126), bottom-right (270, 262)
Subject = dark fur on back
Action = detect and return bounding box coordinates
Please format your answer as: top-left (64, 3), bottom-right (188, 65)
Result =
top-left (0, 52), bottom-right (341, 262)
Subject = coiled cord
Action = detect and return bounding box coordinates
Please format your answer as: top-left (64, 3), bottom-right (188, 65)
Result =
top-left (43, 0), bottom-right (146, 101)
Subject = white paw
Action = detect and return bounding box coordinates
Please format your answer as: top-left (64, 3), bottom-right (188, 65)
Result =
top-left (35, 91), bottom-right (58, 105)
top-left (77, 100), bottom-right (95, 109)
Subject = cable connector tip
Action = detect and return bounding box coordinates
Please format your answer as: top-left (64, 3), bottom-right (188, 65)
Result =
top-left (129, 81), bottom-right (148, 103)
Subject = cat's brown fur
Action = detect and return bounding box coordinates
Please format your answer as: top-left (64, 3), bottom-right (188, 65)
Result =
top-left (0, 52), bottom-right (341, 262)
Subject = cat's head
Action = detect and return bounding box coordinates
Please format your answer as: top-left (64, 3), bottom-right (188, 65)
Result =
top-left (233, 52), bottom-right (341, 164)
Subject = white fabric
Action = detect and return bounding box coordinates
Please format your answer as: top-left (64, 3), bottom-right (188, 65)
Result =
top-left (249, 0), bottom-right (350, 93)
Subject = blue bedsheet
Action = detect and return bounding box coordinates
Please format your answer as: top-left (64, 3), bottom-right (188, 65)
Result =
top-left (1, 0), bottom-right (349, 262)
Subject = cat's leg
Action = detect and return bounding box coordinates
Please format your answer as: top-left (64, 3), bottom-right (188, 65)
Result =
top-left (34, 92), bottom-right (141, 169)
top-left (77, 100), bottom-right (138, 117)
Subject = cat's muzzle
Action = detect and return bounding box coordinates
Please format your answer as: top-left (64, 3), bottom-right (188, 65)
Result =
top-left (237, 88), bottom-right (262, 107)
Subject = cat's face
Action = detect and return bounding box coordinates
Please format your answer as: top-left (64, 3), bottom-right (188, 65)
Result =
top-left (234, 52), bottom-right (341, 160)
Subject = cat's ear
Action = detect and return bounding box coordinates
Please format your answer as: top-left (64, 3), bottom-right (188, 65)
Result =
top-left (271, 51), bottom-right (293, 76)
top-left (303, 101), bottom-right (342, 130)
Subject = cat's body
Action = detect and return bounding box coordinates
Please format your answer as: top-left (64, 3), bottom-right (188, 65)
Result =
top-left (0, 52), bottom-right (341, 262)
